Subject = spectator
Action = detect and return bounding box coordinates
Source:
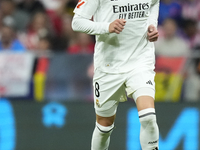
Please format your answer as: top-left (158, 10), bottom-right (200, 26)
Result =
top-left (51, 0), bottom-right (77, 35)
top-left (67, 32), bottom-right (94, 54)
top-left (159, 0), bottom-right (182, 25)
top-left (41, 0), bottom-right (77, 36)
top-left (155, 19), bottom-right (189, 102)
top-left (39, 0), bottom-right (63, 12)
top-left (0, 25), bottom-right (25, 51)
top-left (17, 0), bottom-right (46, 16)
top-left (40, 0), bottom-right (63, 35)
top-left (37, 36), bottom-right (51, 51)
top-left (181, 0), bottom-right (200, 21)
top-left (19, 12), bottom-right (53, 50)
top-left (51, 14), bottom-right (77, 51)
top-left (155, 18), bottom-right (189, 57)
top-left (182, 19), bottom-right (200, 49)
top-left (0, 0), bottom-right (30, 31)
top-left (57, 0), bottom-right (77, 17)
top-left (183, 56), bottom-right (200, 102)
top-left (0, 12), bottom-right (4, 32)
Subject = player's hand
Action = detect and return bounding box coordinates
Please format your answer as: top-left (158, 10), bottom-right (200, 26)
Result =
top-left (109, 19), bottom-right (126, 34)
top-left (147, 25), bottom-right (159, 42)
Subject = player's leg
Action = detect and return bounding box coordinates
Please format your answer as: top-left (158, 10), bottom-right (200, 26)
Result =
top-left (91, 70), bottom-right (126, 150)
top-left (91, 101), bottom-right (119, 150)
top-left (126, 69), bottom-right (159, 150)
top-left (91, 113), bottom-right (115, 150)
top-left (134, 89), bottom-right (159, 150)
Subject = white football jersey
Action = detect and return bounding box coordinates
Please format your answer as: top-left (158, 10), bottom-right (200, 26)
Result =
top-left (73, 0), bottom-right (159, 73)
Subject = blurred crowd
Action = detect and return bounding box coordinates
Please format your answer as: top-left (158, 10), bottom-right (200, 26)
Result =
top-left (0, 0), bottom-right (200, 101)
top-left (155, 0), bottom-right (200, 102)
top-left (0, 0), bottom-right (95, 53)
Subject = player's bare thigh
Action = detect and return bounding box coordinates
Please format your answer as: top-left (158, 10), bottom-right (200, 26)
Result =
top-left (136, 96), bottom-right (155, 111)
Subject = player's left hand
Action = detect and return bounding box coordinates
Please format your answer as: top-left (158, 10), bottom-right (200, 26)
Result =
top-left (147, 25), bottom-right (159, 42)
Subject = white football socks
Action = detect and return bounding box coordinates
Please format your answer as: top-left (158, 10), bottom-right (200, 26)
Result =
top-left (139, 108), bottom-right (159, 150)
top-left (91, 122), bottom-right (114, 150)
top-left (91, 108), bottom-right (159, 150)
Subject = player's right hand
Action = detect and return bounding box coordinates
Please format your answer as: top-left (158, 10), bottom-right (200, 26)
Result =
top-left (109, 19), bottom-right (126, 34)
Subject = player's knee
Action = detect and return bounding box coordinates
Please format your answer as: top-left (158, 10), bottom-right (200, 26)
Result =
top-left (96, 114), bottom-right (116, 127)
top-left (97, 120), bottom-right (114, 127)
top-left (138, 108), bottom-right (158, 130)
top-left (96, 122), bottom-right (114, 134)
top-left (140, 115), bottom-right (157, 131)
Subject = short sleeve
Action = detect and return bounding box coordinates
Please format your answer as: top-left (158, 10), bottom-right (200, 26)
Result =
top-left (73, 0), bottom-right (99, 19)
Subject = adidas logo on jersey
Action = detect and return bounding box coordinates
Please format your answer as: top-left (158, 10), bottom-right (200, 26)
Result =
top-left (146, 80), bottom-right (153, 85)
top-left (152, 147), bottom-right (158, 150)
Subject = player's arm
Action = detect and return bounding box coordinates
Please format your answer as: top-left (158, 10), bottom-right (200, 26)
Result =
top-left (72, 14), bottom-right (110, 35)
top-left (147, 0), bottom-right (160, 42)
top-left (72, 0), bottom-right (125, 35)
top-left (72, 14), bottom-right (126, 35)
top-left (72, 0), bottom-right (109, 35)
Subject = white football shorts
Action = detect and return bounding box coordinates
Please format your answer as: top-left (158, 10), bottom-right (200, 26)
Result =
top-left (93, 67), bottom-right (155, 117)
